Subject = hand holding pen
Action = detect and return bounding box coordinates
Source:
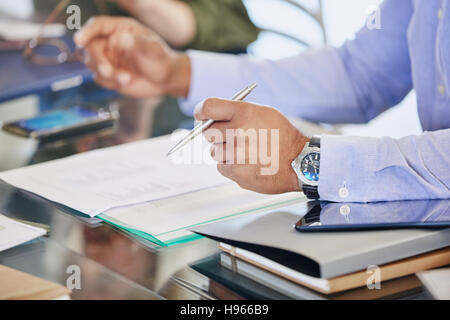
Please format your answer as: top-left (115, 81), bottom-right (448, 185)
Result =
top-left (167, 83), bottom-right (257, 156)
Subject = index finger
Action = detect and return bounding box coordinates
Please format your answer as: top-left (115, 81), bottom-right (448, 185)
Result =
top-left (75, 16), bottom-right (125, 47)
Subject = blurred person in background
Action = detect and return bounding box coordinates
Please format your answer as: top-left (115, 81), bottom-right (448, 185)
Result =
top-left (34, 0), bottom-right (258, 53)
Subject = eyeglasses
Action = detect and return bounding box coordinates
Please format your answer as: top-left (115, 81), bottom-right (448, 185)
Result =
top-left (24, 0), bottom-right (109, 66)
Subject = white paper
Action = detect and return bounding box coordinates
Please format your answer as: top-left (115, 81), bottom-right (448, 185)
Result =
top-left (0, 136), bottom-right (229, 217)
top-left (417, 268), bottom-right (450, 300)
top-left (233, 246), bottom-right (330, 292)
top-left (101, 184), bottom-right (303, 244)
top-left (0, 19), bottom-right (66, 41)
top-left (0, 214), bottom-right (46, 252)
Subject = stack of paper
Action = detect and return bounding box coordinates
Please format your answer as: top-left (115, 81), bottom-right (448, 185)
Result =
top-left (0, 214), bottom-right (46, 252)
top-left (0, 135), bottom-right (304, 246)
top-left (0, 136), bottom-right (230, 217)
top-left (0, 19), bottom-right (66, 41)
top-left (100, 184), bottom-right (303, 246)
top-left (417, 268), bottom-right (450, 300)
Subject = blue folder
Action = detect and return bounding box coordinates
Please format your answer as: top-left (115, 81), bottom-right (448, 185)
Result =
top-left (0, 38), bottom-right (94, 103)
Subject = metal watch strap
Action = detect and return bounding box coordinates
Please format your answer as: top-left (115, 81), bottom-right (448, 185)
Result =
top-left (302, 136), bottom-right (321, 200)
top-left (309, 136), bottom-right (321, 148)
top-left (303, 184), bottom-right (320, 200)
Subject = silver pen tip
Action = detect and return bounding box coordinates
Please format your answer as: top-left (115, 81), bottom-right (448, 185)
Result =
top-left (166, 149), bottom-right (175, 157)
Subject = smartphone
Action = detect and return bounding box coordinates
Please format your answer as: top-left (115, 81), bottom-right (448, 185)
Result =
top-left (2, 105), bottom-right (119, 142)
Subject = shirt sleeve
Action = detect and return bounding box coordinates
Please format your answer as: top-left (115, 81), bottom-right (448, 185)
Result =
top-left (180, 0), bottom-right (413, 124)
top-left (335, 0), bottom-right (414, 121)
top-left (180, 0), bottom-right (450, 203)
top-left (179, 47), bottom-right (362, 122)
top-left (319, 130), bottom-right (450, 202)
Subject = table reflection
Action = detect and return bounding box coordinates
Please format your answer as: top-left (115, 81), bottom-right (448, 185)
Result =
top-left (298, 200), bottom-right (450, 229)
top-left (0, 178), bottom-right (218, 299)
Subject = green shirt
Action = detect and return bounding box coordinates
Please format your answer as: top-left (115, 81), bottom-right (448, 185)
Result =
top-left (33, 0), bottom-right (259, 52)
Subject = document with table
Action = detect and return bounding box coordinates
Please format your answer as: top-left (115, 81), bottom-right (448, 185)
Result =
top-left (0, 135), bottom-right (304, 246)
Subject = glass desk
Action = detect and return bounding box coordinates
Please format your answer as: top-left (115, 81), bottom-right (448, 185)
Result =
top-left (0, 95), bottom-right (435, 300)
top-left (0, 179), bottom-right (434, 300)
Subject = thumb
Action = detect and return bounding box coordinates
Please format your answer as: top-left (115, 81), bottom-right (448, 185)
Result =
top-left (113, 32), bottom-right (163, 62)
top-left (194, 98), bottom-right (240, 122)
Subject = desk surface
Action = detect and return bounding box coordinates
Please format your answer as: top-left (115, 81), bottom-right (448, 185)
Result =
top-left (0, 179), bottom-right (432, 300)
top-left (0, 94), bottom-right (433, 300)
top-left (0, 179), bottom-right (219, 300)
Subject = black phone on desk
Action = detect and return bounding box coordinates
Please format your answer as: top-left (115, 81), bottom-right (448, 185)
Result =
top-left (2, 104), bottom-right (119, 142)
top-left (295, 200), bottom-right (450, 232)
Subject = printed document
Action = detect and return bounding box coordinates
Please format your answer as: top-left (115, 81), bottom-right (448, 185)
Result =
top-left (0, 136), bottom-right (229, 217)
top-left (101, 184), bottom-right (303, 245)
top-left (0, 214), bottom-right (46, 252)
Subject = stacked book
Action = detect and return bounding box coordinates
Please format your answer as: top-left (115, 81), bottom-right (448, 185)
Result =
top-left (218, 244), bottom-right (449, 297)
top-left (191, 202), bottom-right (450, 299)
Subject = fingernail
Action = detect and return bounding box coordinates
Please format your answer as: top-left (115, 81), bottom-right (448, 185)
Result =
top-left (85, 17), bottom-right (96, 27)
top-left (74, 30), bottom-right (84, 46)
top-left (81, 50), bottom-right (90, 64)
top-left (193, 99), bottom-right (206, 118)
top-left (117, 72), bottom-right (131, 85)
top-left (75, 17), bottom-right (95, 46)
top-left (120, 32), bottom-right (134, 49)
top-left (98, 64), bottom-right (113, 78)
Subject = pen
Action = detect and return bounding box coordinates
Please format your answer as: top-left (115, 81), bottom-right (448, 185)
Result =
top-left (166, 83), bottom-right (257, 156)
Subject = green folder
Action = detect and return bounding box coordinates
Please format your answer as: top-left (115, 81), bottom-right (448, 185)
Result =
top-left (99, 197), bottom-right (302, 247)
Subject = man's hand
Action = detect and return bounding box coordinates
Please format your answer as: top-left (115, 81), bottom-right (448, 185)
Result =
top-left (74, 16), bottom-right (190, 98)
top-left (195, 99), bottom-right (310, 194)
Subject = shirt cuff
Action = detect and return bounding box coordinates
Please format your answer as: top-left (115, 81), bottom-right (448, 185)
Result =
top-left (319, 134), bottom-right (378, 202)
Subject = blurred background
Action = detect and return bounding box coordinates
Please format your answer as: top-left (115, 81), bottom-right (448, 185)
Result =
top-left (0, 0), bottom-right (422, 171)
top-left (0, 0), bottom-right (421, 138)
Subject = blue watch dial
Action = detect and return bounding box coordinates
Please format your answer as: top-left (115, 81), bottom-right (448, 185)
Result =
top-left (301, 152), bottom-right (320, 182)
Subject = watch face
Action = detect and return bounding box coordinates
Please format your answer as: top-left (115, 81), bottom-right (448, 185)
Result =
top-left (301, 152), bottom-right (320, 182)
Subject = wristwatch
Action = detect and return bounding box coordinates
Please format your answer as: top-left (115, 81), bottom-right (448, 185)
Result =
top-left (291, 136), bottom-right (321, 199)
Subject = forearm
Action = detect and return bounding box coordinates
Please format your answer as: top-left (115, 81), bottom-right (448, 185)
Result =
top-left (180, 0), bottom-right (414, 122)
top-left (319, 130), bottom-right (450, 202)
top-left (126, 0), bottom-right (196, 47)
top-left (179, 48), bottom-right (362, 122)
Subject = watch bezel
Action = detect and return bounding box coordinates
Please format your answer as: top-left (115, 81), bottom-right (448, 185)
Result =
top-left (291, 144), bottom-right (320, 187)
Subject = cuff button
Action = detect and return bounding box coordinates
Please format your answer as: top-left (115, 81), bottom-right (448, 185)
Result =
top-left (339, 187), bottom-right (349, 199)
